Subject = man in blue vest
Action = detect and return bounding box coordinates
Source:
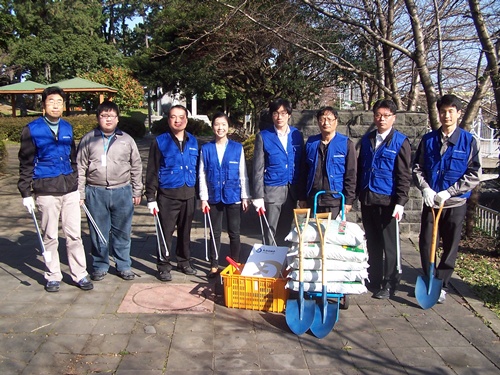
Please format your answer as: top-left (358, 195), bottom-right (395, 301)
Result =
top-left (145, 105), bottom-right (199, 281)
top-left (357, 99), bottom-right (412, 299)
top-left (413, 94), bottom-right (481, 303)
top-left (300, 106), bottom-right (356, 218)
top-left (18, 86), bottom-right (93, 293)
top-left (252, 98), bottom-right (304, 246)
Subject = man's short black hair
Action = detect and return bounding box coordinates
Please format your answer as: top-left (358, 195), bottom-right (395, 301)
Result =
top-left (269, 98), bottom-right (292, 115)
top-left (372, 99), bottom-right (397, 115)
top-left (316, 106), bottom-right (338, 120)
top-left (437, 94), bottom-right (463, 111)
top-left (96, 100), bottom-right (119, 117)
top-left (42, 86), bottom-right (65, 102)
top-left (168, 104), bottom-right (188, 117)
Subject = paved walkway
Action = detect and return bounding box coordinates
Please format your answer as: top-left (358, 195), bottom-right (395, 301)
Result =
top-left (0, 136), bottom-right (498, 374)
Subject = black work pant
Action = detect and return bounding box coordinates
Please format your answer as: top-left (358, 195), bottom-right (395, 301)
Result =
top-left (361, 204), bottom-right (400, 288)
top-left (418, 204), bottom-right (466, 289)
top-left (206, 202), bottom-right (241, 267)
top-left (157, 195), bottom-right (196, 272)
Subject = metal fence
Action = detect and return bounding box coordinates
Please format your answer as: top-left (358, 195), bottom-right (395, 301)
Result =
top-left (475, 204), bottom-right (500, 238)
top-left (471, 109), bottom-right (500, 159)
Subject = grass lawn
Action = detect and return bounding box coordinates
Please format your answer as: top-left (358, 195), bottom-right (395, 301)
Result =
top-left (456, 228), bottom-right (500, 318)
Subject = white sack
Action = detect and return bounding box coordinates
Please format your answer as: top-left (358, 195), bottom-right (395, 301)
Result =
top-left (287, 257), bottom-right (369, 271)
top-left (288, 242), bottom-right (368, 262)
top-left (284, 220), bottom-right (365, 247)
top-left (286, 280), bottom-right (367, 295)
top-left (289, 269), bottom-right (368, 282)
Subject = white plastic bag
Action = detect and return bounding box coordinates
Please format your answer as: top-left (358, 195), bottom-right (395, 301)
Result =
top-left (284, 219), bottom-right (365, 247)
top-left (289, 269), bottom-right (368, 282)
top-left (287, 256), bottom-right (369, 271)
top-left (286, 280), bottom-right (368, 294)
top-left (287, 242), bottom-right (368, 262)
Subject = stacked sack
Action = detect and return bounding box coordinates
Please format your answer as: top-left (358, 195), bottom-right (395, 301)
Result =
top-left (284, 219), bottom-right (369, 295)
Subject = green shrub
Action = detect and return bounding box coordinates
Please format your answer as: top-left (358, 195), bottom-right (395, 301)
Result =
top-left (0, 114), bottom-right (145, 141)
top-left (118, 116), bottom-right (146, 138)
top-left (242, 134), bottom-right (255, 162)
top-left (150, 117), bottom-right (213, 136)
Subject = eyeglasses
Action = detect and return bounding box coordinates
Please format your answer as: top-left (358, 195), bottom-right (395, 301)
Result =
top-left (319, 116), bottom-right (337, 123)
top-left (374, 114), bottom-right (394, 120)
top-left (99, 115), bottom-right (118, 119)
top-left (272, 111), bottom-right (289, 117)
top-left (46, 99), bottom-right (63, 106)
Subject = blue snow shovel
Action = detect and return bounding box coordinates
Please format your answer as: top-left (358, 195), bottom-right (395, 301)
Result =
top-left (416, 203), bottom-right (444, 309)
top-left (286, 208), bottom-right (316, 335)
top-left (310, 212), bottom-right (338, 338)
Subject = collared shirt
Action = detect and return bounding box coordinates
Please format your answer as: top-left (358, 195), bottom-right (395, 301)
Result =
top-left (375, 128), bottom-right (392, 149)
top-left (274, 125), bottom-right (290, 151)
top-left (440, 128), bottom-right (456, 155)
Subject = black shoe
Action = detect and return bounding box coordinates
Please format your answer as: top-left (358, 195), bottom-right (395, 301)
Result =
top-left (158, 270), bottom-right (172, 282)
top-left (118, 270), bottom-right (135, 280)
top-left (367, 281), bottom-right (382, 293)
top-left (91, 271), bottom-right (107, 281)
top-left (176, 264), bottom-right (197, 275)
top-left (373, 286), bottom-right (390, 299)
top-left (77, 276), bottom-right (94, 291)
top-left (207, 267), bottom-right (219, 279)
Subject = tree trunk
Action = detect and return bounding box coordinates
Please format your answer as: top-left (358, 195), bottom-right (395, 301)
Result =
top-left (461, 74), bottom-right (491, 131)
top-left (406, 61), bottom-right (420, 111)
top-left (468, 0), bottom-right (500, 127)
top-left (44, 63), bottom-right (51, 82)
top-left (403, 0), bottom-right (440, 129)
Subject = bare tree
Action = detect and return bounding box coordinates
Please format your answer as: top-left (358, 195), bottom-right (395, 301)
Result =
top-left (468, 0), bottom-right (500, 127)
top-left (214, 0), bottom-right (499, 129)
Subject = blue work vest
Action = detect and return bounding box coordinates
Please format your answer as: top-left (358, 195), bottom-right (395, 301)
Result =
top-left (305, 133), bottom-right (349, 197)
top-left (260, 127), bottom-right (303, 186)
top-left (422, 128), bottom-right (472, 199)
top-left (157, 132), bottom-right (198, 189)
top-left (202, 140), bottom-right (242, 204)
top-left (29, 117), bottom-right (74, 180)
top-left (360, 130), bottom-right (407, 196)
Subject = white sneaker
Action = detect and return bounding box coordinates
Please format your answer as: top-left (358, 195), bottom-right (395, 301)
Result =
top-left (437, 289), bottom-right (446, 304)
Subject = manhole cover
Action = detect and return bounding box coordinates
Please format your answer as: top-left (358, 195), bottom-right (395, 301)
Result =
top-left (118, 283), bottom-right (215, 314)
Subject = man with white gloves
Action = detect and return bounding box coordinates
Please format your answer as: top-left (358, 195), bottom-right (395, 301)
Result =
top-left (357, 99), bottom-right (412, 299)
top-left (145, 105), bottom-right (199, 281)
top-left (413, 94), bottom-right (481, 303)
top-left (18, 86), bottom-right (93, 293)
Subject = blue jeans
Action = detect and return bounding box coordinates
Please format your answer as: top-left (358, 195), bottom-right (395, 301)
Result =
top-left (85, 185), bottom-right (134, 273)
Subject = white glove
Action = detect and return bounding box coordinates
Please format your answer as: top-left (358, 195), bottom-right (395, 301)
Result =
top-left (392, 204), bottom-right (404, 221)
top-left (147, 201), bottom-right (159, 215)
top-left (252, 198), bottom-right (265, 212)
top-left (422, 188), bottom-right (436, 207)
top-left (435, 190), bottom-right (451, 206)
top-left (23, 197), bottom-right (35, 214)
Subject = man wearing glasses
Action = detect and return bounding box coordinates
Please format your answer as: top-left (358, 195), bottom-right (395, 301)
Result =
top-left (300, 106), bottom-right (357, 219)
top-left (252, 98), bottom-right (304, 246)
top-left (77, 101), bottom-right (143, 282)
top-left (357, 99), bottom-right (412, 299)
top-left (18, 86), bottom-right (93, 293)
